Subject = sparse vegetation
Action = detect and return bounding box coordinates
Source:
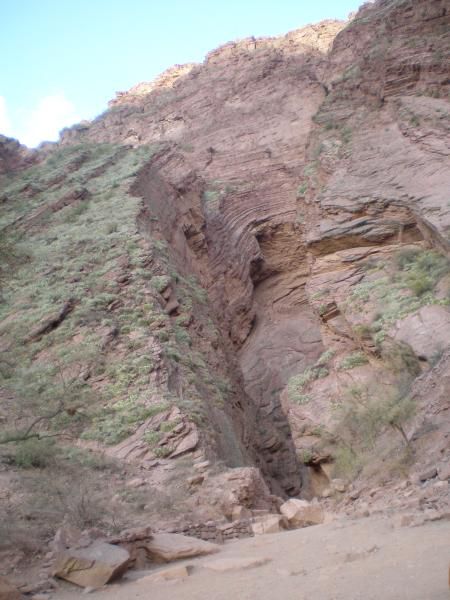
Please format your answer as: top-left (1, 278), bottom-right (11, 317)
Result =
top-left (0, 140), bottom-right (222, 465)
top-left (150, 275), bottom-right (171, 293)
top-left (347, 248), bottom-right (450, 345)
top-left (337, 351), bottom-right (369, 371)
top-left (287, 365), bottom-right (328, 404)
top-left (0, 233), bottom-right (26, 297)
top-left (10, 437), bottom-right (57, 468)
top-left (331, 379), bottom-right (416, 477)
top-left (296, 182), bottom-right (308, 197)
top-left (84, 399), bottom-right (170, 445)
top-left (298, 448), bottom-right (313, 464)
top-left (315, 349), bottom-right (335, 367)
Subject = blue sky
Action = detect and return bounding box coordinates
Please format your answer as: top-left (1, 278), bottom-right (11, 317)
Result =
top-left (0, 0), bottom-right (363, 147)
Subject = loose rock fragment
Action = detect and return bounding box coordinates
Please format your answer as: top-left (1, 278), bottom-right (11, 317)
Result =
top-left (53, 542), bottom-right (131, 588)
top-left (143, 533), bottom-right (220, 563)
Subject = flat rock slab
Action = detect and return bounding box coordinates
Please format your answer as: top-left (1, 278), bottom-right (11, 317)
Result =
top-left (280, 499), bottom-right (324, 527)
top-left (251, 514), bottom-right (284, 535)
top-left (202, 556), bottom-right (271, 572)
top-left (53, 542), bottom-right (131, 588)
top-left (144, 533), bottom-right (220, 563)
top-left (136, 565), bottom-right (191, 583)
top-left (107, 525), bottom-right (153, 544)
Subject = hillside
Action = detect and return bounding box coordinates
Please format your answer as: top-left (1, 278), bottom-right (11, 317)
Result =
top-left (0, 0), bottom-right (449, 592)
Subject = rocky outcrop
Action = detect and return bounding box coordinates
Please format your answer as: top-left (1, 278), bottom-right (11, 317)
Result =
top-left (0, 135), bottom-right (37, 175)
top-left (1, 1), bottom-right (449, 554)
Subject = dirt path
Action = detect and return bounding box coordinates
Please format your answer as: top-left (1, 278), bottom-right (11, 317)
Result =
top-left (58, 516), bottom-right (450, 600)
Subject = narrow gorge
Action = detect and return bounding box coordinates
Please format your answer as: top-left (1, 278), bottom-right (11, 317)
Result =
top-left (1, 0), bottom-right (450, 576)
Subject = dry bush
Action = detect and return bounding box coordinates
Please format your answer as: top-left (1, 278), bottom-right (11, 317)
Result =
top-left (0, 450), bottom-right (126, 555)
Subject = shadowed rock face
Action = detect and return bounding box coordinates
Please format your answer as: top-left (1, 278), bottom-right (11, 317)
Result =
top-left (3, 0), bottom-right (450, 500)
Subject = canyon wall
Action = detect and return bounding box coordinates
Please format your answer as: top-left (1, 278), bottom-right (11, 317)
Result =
top-left (1, 0), bottom-right (449, 515)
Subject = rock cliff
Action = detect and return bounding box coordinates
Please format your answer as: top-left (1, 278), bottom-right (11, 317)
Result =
top-left (0, 0), bottom-right (449, 560)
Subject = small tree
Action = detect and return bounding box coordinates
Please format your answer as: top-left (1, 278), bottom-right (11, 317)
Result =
top-left (0, 346), bottom-right (97, 445)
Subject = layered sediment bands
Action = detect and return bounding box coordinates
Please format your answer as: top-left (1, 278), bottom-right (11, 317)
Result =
top-left (118, 25), bottom-right (348, 495)
top-left (52, 0), bottom-right (450, 495)
top-left (238, 224), bottom-right (324, 495)
top-left (133, 151), bottom-right (307, 496)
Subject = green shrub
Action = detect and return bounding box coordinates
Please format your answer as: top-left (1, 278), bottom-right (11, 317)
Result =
top-left (315, 349), bottom-right (335, 366)
top-left (341, 126), bottom-right (352, 144)
top-left (337, 351), bottom-right (368, 371)
top-left (288, 369), bottom-right (315, 394)
top-left (144, 431), bottom-right (162, 446)
top-left (333, 446), bottom-right (362, 478)
top-left (84, 399), bottom-right (169, 445)
top-left (430, 347), bottom-right (445, 366)
top-left (61, 447), bottom-right (117, 471)
top-left (174, 327), bottom-right (191, 346)
top-left (406, 273), bottom-right (433, 296)
top-left (150, 275), bottom-right (171, 293)
top-left (296, 183), bottom-right (308, 197)
top-left (287, 365), bottom-right (328, 403)
top-left (353, 323), bottom-right (372, 339)
top-left (334, 382), bottom-right (416, 454)
top-left (291, 393), bottom-right (312, 405)
top-left (381, 341), bottom-right (420, 376)
top-left (395, 248), bottom-right (421, 270)
top-left (154, 447), bottom-right (171, 458)
top-left (298, 448), bottom-right (313, 463)
top-left (12, 438), bottom-right (56, 468)
top-left (160, 421), bottom-right (178, 433)
top-left (63, 201), bottom-right (90, 223)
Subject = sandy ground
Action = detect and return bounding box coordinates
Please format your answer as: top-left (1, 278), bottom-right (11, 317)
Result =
top-left (58, 516), bottom-right (450, 600)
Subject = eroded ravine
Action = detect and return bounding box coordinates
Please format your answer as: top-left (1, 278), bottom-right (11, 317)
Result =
top-left (17, 0), bottom-right (447, 499)
top-left (132, 150), bottom-right (309, 496)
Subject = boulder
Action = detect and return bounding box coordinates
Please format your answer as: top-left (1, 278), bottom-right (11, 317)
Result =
top-left (107, 526), bottom-right (153, 545)
top-left (187, 474), bottom-right (205, 487)
top-left (251, 514), bottom-right (284, 535)
top-left (143, 533), bottom-right (220, 563)
top-left (215, 467), bottom-right (277, 519)
top-left (193, 460), bottom-right (210, 471)
top-left (53, 542), bottom-right (131, 588)
top-left (169, 429), bottom-right (199, 458)
top-left (331, 478), bottom-right (347, 493)
top-left (321, 488), bottom-right (333, 498)
top-left (107, 526), bottom-right (153, 569)
top-left (419, 467), bottom-right (438, 482)
top-left (231, 505), bottom-right (252, 521)
top-left (280, 499), bottom-right (324, 528)
top-left (0, 577), bottom-right (22, 600)
top-left (437, 464), bottom-right (450, 481)
top-left (391, 305), bottom-right (450, 362)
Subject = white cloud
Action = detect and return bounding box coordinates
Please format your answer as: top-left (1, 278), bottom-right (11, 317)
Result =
top-left (18, 93), bottom-right (81, 148)
top-left (0, 96), bottom-right (13, 137)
